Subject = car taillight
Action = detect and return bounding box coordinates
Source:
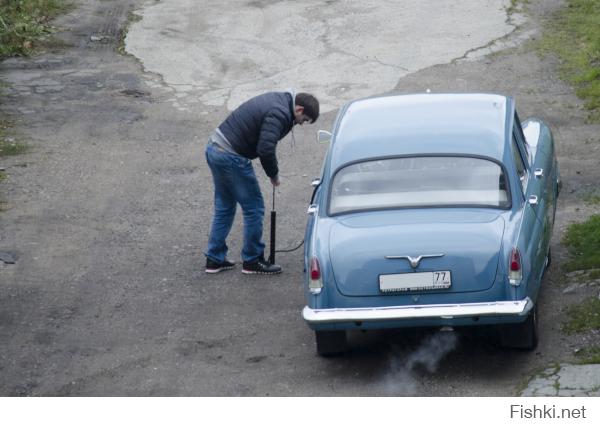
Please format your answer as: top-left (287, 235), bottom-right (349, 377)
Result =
top-left (309, 257), bottom-right (323, 294)
top-left (310, 257), bottom-right (320, 280)
top-left (509, 248), bottom-right (522, 286)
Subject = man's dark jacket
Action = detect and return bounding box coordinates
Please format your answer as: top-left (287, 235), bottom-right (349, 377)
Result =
top-left (218, 91), bottom-right (294, 178)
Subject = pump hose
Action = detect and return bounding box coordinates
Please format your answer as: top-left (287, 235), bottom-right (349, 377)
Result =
top-left (271, 186), bottom-right (304, 254)
top-left (275, 239), bottom-right (305, 253)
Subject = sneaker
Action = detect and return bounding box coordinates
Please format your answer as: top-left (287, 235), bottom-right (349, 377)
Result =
top-left (242, 257), bottom-right (282, 275)
top-left (205, 258), bottom-right (235, 274)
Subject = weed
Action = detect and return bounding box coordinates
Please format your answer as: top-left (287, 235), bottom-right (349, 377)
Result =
top-left (536, 0), bottom-right (600, 122)
top-left (562, 215), bottom-right (600, 272)
top-left (576, 346), bottom-right (600, 364)
top-left (0, 1), bottom-right (70, 166)
top-left (117, 11), bottom-right (142, 55)
top-left (507, 0), bottom-right (529, 15)
top-left (586, 269), bottom-right (600, 281)
top-left (0, 0), bottom-right (72, 59)
top-left (564, 297), bottom-right (600, 333)
top-left (0, 118), bottom-right (27, 158)
top-left (583, 192), bottom-right (600, 205)
top-left (516, 363), bottom-right (560, 395)
top-left (0, 139), bottom-right (27, 156)
top-left (562, 213), bottom-right (600, 340)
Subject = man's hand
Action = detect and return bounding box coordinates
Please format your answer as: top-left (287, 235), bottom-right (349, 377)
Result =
top-left (270, 176), bottom-right (280, 187)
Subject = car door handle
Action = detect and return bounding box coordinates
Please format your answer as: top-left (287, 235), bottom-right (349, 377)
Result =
top-left (307, 204), bottom-right (318, 214)
top-left (528, 195), bottom-right (539, 206)
top-left (534, 168), bottom-right (544, 178)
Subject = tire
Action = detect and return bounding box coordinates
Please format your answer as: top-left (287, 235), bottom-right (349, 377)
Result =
top-left (500, 305), bottom-right (539, 350)
top-left (545, 248), bottom-right (552, 270)
top-left (315, 330), bottom-right (347, 357)
top-left (542, 249), bottom-right (552, 279)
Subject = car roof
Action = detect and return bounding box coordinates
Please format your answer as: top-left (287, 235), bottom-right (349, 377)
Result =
top-left (330, 93), bottom-right (511, 169)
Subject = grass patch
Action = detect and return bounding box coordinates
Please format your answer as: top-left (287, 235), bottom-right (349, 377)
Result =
top-left (584, 192), bottom-right (600, 205)
top-left (562, 215), bottom-right (600, 339)
top-left (568, 268), bottom-right (600, 283)
top-left (507, 0), bottom-right (529, 15)
top-left (0, 139), bottom-right (27, 156)
top-left (0, 118), bottom-right (27, 158)
top-left (0, 0), bottom-right (72, 59)
top-left (587, 269), bottom-right (600, 280)
top-left (564, 297), bottom-right (600, 333)
top-left (576, 346), bottom-right (600, 364)
top-left (0, 1), bottom-right (69, 167)
top-left (537, 0), bottom-right (600, 122)
top-left (562, 215), bottom-right (600, 272)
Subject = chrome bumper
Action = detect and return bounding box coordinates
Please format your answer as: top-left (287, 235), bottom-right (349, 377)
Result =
top-left (302, 298), bottom-right (533, 324)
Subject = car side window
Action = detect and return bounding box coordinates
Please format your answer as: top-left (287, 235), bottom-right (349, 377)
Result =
top-left (514, 111), bottom-right (532, 164)
top-left (512, 134), bottom-right (528, 195)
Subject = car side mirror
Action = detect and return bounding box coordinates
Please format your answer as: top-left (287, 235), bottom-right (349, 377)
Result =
top-left (317, 130), bottom-right (332, 144)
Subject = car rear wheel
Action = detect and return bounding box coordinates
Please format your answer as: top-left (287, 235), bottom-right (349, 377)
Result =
top-left (545, 248), bottom-right (552, 270)
top-left (499, 305), bottom-right (538, 350)
top-left (315, 330), bottom-right (347, 357)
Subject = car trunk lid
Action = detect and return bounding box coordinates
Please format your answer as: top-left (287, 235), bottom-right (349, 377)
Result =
top-left (328, 209), bottom-right (505, 297)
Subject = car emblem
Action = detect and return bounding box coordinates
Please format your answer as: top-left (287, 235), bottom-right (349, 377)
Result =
top-left (385, 254), bottom-right (445, 269)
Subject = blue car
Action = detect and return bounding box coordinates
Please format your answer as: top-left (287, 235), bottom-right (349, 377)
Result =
top-left (302, 93), bottom-right (560, 356)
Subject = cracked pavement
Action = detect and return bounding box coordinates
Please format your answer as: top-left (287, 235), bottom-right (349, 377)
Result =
top-left (125, 0), bottom-right (524, 112)
top-left (521, 364), bottom-right (600, 397)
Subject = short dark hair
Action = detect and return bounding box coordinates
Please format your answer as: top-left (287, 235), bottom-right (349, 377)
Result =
top-left (295, 92), bottom-right (320, 123)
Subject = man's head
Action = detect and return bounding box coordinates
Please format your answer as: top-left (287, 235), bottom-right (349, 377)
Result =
top-left (293, 92), bottom-right (320, 125)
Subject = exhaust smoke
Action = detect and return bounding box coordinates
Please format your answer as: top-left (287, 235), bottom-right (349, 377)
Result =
top-left (383, 331), bottom-right (459, 395)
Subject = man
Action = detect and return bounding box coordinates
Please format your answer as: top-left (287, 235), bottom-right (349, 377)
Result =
top-left (204, 91), bottom-right (320, 275)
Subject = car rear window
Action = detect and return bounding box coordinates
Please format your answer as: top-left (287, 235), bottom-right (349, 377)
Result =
top-left (329, 156), bottom-right (509, 215)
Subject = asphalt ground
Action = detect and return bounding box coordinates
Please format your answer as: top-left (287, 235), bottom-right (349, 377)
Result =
top-left (0, 0), bottom-right (599, 399)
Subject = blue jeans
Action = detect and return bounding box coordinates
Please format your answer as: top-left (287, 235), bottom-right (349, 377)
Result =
top-left (204, 142), bottom-right (265, 263)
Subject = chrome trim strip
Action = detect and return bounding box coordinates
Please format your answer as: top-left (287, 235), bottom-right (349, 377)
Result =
top-left (385, 254), bottom-right (444, 269)
top-left (302, 298), bottom-right (532, 324)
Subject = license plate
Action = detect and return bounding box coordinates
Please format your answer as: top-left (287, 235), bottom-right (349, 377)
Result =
top-left (379, 271), bottom-right (451, 292)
